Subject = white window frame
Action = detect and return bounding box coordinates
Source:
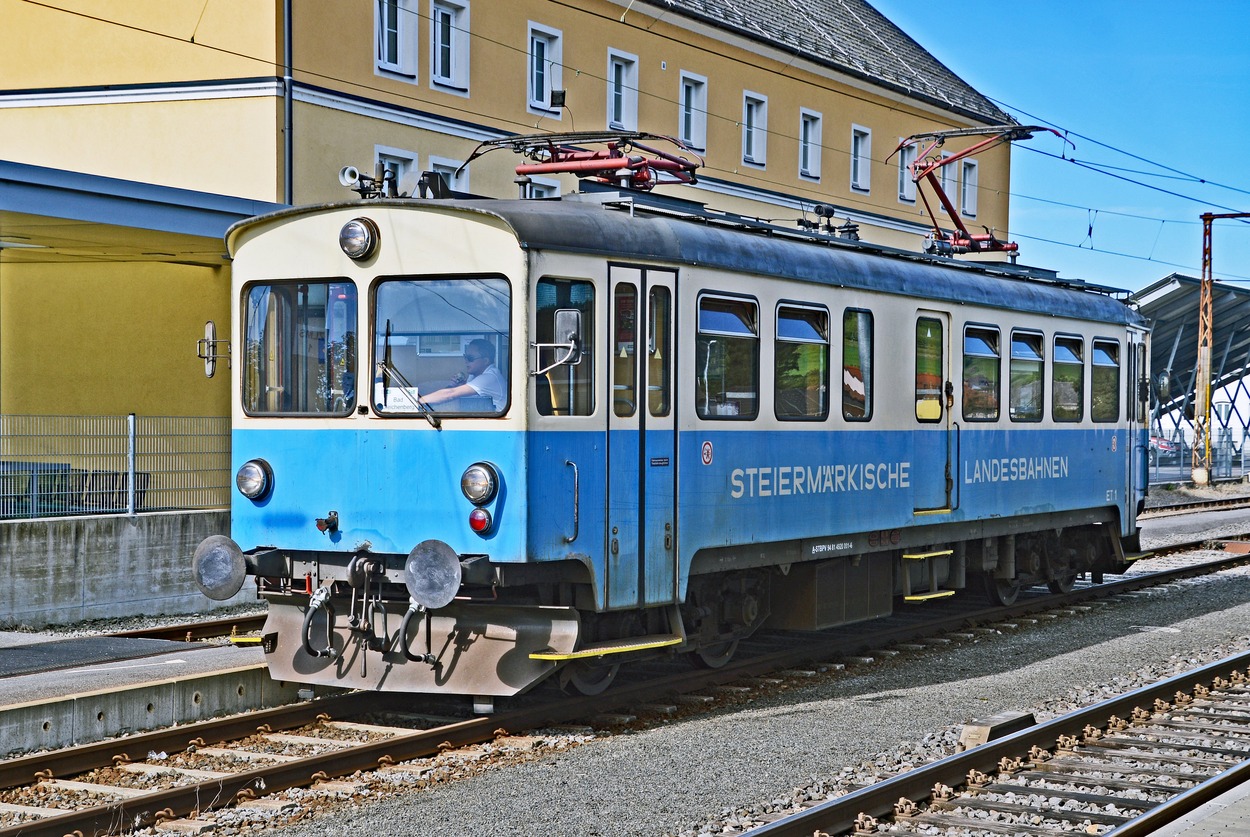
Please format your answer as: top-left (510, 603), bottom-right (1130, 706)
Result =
top-left (430, 0), bottom-right (469, 93)
top-left (961, 159), bottom-right (979, 217)
top-left (939, 152), bottom-right (955, 213)
top-left (679, 72), bottom-right (707, 151)
top-left (376, 0), bottom-right (417, 79)
top-left (850, 125), bottom-right (871, 192)
top-left (527, 22), bottom-right (563, 116)
top-left (799, 109), bottom-right (822, 180)
top-left (897, 140), bottom-right (917, 203)
top-left (376, 145), bottom-right (418, 196)
top-left (606, 49), bottom-right (639, 130)
top-left (742, 91), bottom-right (768, 167)
top-left (526, 176), bottom-right (560, 199)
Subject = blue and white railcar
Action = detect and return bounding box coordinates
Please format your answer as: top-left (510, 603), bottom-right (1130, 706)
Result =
top-left (193, 185), bottom-right (1150, 705)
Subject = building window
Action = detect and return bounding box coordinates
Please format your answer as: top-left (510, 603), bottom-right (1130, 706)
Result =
top-left (775, 305), bottom-right (829, 420)
top-left (526, 177), bottom-right (560, 198)
top-left (1009, 330), bottom-right (1044, 422)
top-left (528, 23), bottom-right (563, 114)
top-left (679, 72), bottom-right (707, 150)
top-left (376, 146), bottom-right (417, 196)
top-left (799, 110), bottom-right (821, 179)
top-left (962, 326), bottom-right (1000, 421)
top-left (607, 50), bottom-right (638, 130)
top-left (430, 1), bottom-right (469, 91)
top-left (961, 159), bottom-right (978, 217)
top-left (428, 155), bottom-right (466, 194)
top-left (742, 92), bottom-right (767, 166)
top-left (376, 0), bottom-right (416, 78)
top-left (939, 152), bottom-right (955, 212)
top-left (897, 141), bottom-right (917, 203)
top-left (842, 309), bottom-right (873, 421)
top-left (851, 125), bottom-right (871, 192)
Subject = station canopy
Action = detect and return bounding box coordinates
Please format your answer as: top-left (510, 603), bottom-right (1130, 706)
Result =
top-left (1130, 273), bottom-right (1250, 421)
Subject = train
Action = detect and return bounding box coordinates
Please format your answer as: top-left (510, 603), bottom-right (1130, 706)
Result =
top-left (192, 133), bottom-right (1151, 710)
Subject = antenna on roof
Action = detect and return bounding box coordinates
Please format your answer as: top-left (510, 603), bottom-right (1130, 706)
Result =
top-left (889, 125), bottom-right (1073, 260)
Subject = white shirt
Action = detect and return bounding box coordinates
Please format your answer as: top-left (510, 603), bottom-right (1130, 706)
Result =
top-left (467, 363), bottom-right (507, 411)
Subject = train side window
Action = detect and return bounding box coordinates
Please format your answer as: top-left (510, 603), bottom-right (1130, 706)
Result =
top-left (775, 304), bottom-right (829, 420)
top-left (535, 278), bottom-right (595, 416)
top-left (1092, 339), bottom-right (1120, 422)
top-left (648, 284), bottom-right (672, 417)
top-left (1009, 330), bottom-right (1044, 422)
top-left (842, 309), bottom-right (873, 421)
top-left (961, 325), bottom-right (1000, 421)
top-left (613, 282), bottom-right (638, 417)
top-left (1053, 336), bottom-right (1084, 422)
top-left (696, 294), bottom-right (759, 420)
top-left (915, 317), bottom-right (943, 422)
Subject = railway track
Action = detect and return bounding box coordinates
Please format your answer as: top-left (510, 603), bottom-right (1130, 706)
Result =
top-left (747, 648), bottom-right (1250, 836)
top-left (4, 552), bottom-right (1250, 836)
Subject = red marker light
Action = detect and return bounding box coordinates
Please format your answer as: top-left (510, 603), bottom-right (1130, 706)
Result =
top-left (468, 508), bottom-right (492, 534)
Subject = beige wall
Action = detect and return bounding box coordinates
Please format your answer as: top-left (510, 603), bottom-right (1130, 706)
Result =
top-left (1, 261), bottom-right (231, 416)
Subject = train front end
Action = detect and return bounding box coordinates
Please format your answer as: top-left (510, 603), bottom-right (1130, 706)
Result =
top-left (191, 201), bottom-right (579, 701)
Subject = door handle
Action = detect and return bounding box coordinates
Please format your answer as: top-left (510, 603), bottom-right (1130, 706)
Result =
top-left (562, 460), bottom-right (579, 543)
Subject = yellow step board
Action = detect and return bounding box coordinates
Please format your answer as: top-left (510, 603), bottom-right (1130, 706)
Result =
top-left (1123, 552), bottom-right (1153, 562)
top-left (530, 633), bottom-right (684, 661)
top-left (903, 549), bottom-right (954, 561)
top-left (904, 590), bottom-right (956, 602)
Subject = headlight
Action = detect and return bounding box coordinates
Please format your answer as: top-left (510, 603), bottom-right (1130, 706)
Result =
top-left (339, 217), bottom-right (379, 260)
top-left (460, 462), bottom-right (499, 505)
top-left (236, 459), bottom-right (273, 500)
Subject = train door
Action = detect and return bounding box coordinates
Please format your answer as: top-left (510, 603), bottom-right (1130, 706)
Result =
top-left (606, 266), bottom-right (678, 608)
top-left (913, 311), bottom-right (953, 512)
top-left (1126, 328), bottom-right (1149, 532)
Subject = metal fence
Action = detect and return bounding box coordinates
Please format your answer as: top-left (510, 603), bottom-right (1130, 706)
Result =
top-left (0, 414), bottom-right (230, 519)
top-left (1148, 439), bottom-right (1247, 485)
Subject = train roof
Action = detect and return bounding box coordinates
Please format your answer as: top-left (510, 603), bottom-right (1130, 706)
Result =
top-left (228, 190), bottom-right (1146, 329)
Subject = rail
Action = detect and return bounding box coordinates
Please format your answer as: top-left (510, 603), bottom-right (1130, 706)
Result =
top-left (0, 413), bottom-right (230, 519)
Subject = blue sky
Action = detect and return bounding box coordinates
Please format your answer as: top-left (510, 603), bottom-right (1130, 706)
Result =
top-left (868, 1), bottom-right (1250, 293)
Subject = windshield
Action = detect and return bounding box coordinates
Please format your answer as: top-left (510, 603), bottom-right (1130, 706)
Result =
top-left (242, 280), bottom-right (358, 415)
top-left (373, 276), bottom-right (511, 416)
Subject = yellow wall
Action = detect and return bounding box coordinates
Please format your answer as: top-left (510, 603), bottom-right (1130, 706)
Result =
top-left (0, 261), bottom-right (231, 416)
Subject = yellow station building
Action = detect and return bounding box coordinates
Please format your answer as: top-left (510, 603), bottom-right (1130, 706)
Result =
top-left (1, 0), bottom-right (1013, 418)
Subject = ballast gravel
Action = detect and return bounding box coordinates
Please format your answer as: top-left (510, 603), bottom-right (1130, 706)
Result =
top-left (238, 554), bottom-right (1250, 837)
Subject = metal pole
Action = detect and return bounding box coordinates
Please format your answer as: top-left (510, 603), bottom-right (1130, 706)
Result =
top-left (127, 412), bottom-right (136, 516)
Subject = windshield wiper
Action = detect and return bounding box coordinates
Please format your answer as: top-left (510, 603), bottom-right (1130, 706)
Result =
top-left (375, 360), bottom-right (441, 430)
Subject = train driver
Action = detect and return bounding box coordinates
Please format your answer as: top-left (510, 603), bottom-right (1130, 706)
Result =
top-left (419, 338), bottom-right (507, 411)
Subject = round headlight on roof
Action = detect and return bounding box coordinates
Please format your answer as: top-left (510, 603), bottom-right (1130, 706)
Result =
top-left (339, 217), bottom-right (379, 260)
top-left (460, 462), bottom-right (499, 506)
top-left (236, 459), bottom-right (273, 500)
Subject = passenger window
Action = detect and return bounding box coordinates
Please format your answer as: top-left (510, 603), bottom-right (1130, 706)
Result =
top-left (1009, 331), bottom-right (1043, 422)
top-left (775, 305), bottom-right (829, 420)
top-left (1092, 339), bottom-right (1120, 422)
top-left (613, 282), bottom-right (638, 417)
top-left (915, 317), bottom-right (943, 422)
top-left (962, 326), bottom-right (1000, 421)
top-left (1053, 336), bottom-right (1084, 422)
top-left (842, 309), bottom-right (873, 421)
top-left (696, 295), bottom-right (759, 419)
top-left (535, 278), bottom-right (595, 416)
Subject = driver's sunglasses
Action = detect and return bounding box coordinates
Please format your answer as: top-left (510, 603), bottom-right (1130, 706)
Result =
top-left (464, 353), bottom-right (483, 362)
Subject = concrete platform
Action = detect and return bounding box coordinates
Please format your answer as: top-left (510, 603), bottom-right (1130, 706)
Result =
top-left (1149, 778), bottom-right (1250, 836)
top-left (0, 632), bottom-right (301, 756)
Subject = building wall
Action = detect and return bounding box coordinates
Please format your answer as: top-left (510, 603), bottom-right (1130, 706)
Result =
top-left (1, 261), bottom-right (230, 416)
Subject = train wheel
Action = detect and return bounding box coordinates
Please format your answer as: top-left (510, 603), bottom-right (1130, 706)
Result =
top-left (559, 661), bottom-right (620, 696)
top-left (982, 574), bottom-right (1021, 606)
top-left (1047, 573), bottom-right (1078, 594)
top-left (691, 638), bottom-right (739, 669)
